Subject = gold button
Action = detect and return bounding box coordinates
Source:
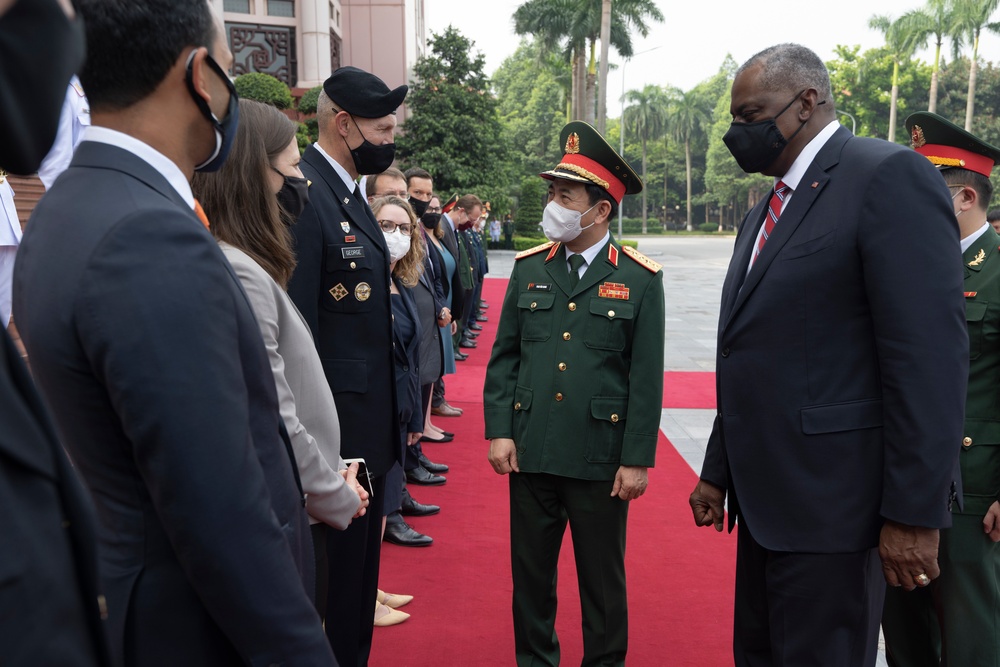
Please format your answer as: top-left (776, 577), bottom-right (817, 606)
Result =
top-left (558, 362), bottom-right (567, 371)
top-left (611, 414), bottom-right (619, 423)
top-left (568, 302), bottom-right (577, 311)
top-left (555, 393), bottom-right (563, 401)
top-left (563, 332), bottom-right (571, 340)
top-left (350, 261), bottom-right (357, 269)
top-left (963, 436), bottom-right (973, 447)
top-left (514, 402), bottom-right (522, 411)
top-left (608, 310), bottom-right (615, 318)
top-left (530, 301), bottom-right (537, 309)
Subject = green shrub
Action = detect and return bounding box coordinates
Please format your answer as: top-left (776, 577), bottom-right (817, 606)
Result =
top-left (619, 239), bottom-right (639, 249)
top-left (295, 122), bottom-right (310, 154)
top-left (516, 176), bottom-right (547, 236)
top-left (697, 222), bottom-right (717, 233)
top-left (234, 73), bottom-right (293, 109)
top-left (297, 85), bottom-right (323, 114)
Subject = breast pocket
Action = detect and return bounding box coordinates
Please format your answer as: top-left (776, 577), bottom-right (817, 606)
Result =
top-left (966, 300), bottom-right (988, 360)
top-left (584, 298), bottom-right (634, 351)
top-left (782, 230), bottom-right (835, 260)
top-left (517, 292), bottom-right (555, 341)
top-left (323, 243), bottom-right (376, 313)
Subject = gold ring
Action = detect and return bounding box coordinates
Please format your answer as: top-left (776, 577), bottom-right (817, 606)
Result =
top-left (915, 573), bottom-right (931, 586)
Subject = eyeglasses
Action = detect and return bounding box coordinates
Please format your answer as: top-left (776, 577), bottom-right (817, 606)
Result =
top-left (426, 206), bottom-right (442, 213)
top-left (376, 191), bottom-right (409, 199)
top-left (378, 219), bottom-right (413, 236)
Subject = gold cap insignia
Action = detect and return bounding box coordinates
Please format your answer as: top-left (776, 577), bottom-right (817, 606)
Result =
top-left (910, 125), bottom-right (926, 149)
top-left (565, 132), bottom-right (580, 154)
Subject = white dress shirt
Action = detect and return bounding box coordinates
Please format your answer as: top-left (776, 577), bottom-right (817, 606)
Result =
top-left (312, 142), bottom-right (358, 193)
top-left (566, 230), bottom-right (610, 278)
top-left (38, 76), bottom-right (90, 190)
top-left (962, 222), bottom-right (990, 253)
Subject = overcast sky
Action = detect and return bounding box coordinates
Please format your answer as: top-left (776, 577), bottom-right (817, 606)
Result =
top-left (425, 0), bottom-right (1000, 118)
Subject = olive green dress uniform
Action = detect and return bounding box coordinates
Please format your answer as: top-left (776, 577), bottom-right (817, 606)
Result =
top-left (483, 121), bottom-right (664, 667)
top-left (882, 113), bottom-right (1000, 667)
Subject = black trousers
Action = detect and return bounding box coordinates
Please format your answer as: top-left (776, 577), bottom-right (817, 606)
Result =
top-left (324, 473), bottom-right (386, 667)
top-left (312, 523), bottom-right (329, 619)
top-left (733, 518), bottom-right (885, 667)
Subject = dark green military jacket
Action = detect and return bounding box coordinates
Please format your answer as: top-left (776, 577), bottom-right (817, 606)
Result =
top-left (483, 236), bottom-right (665, 481)
top-left (959, 225), bottom-right (1000, 515)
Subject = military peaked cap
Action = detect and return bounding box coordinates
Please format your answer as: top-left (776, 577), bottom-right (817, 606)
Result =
top-left (906, 111), bottom-right (1000, 177)
top-left (540, 121), bottom-right (642, 203)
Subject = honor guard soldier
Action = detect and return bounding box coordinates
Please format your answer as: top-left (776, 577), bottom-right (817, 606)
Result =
top-left (882, 112), bottom-right (1000, 667)
top-left (483, 121), bottom-right (664, 667)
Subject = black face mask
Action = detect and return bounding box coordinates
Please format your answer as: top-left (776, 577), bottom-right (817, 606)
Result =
top-left (0, 0), bottom-right (85, 173)
top-left (273, 169), bottom-right (310, 223)
top-left (421, 211), bottom-right (442, 229)
top-left (344, 115), bottom-right (396, 175)
top-left (185, 51), bottom-right (240, 173)
top-left (409, 196), bottom-right (429, 218)
top-left (723, 90), bottom-right (812, 174)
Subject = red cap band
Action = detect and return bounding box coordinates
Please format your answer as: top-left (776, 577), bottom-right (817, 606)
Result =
top-left (554, 153), bottom-right (626, 203)
top-left (915, 143), bottom-right (995, 177)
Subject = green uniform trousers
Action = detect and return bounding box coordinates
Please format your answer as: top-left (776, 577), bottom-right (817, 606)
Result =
top-left (882, 512), bottom-right (1000, 666)
top-left (510, 472), bottom-right (629, 667)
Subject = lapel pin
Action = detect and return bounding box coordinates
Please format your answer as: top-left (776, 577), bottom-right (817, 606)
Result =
top-left (811, 181), bottom-right (819, 188)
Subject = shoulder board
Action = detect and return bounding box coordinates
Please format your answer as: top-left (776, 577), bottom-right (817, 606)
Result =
top-left (621, 245), bottom-right (662, 273)
top-left (515, 241), bottom-right (556, 260)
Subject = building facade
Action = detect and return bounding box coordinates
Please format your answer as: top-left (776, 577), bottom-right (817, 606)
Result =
top-left (211, 0), bottom-right (425, 101)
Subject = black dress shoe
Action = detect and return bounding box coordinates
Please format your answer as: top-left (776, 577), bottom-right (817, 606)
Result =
top-left (401, 488), bottom-right (440, 517)
top-left (440, 430), bottom-right (455, 437)
top-left (420, 433), bottom-right (453, 443)
top-left (479, 302), bottom-right (489, 309)
top-left (384, 514), bottom-right (433, 546)
top-left (469, 322), bottom-right (483, 331)
top-left (454, 351), bottom-right (468, 361)
top-left (459, 338), bottom-right (477, 349)
top-left (476, 314), bottom-right (488, 322)
top-left (417, 452), bottom-right (449, 474)
top-left (406, 465), bottom-right (446, 485)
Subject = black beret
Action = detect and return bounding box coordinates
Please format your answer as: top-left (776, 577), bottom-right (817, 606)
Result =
top-left (323, 66), bottom-right (408, 118)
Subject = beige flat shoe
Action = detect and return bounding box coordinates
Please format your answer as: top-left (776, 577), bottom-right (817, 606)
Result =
top-left (374, 601), bottom-right (410, 627)
top-left (377, 589), bottom-right (414, 609)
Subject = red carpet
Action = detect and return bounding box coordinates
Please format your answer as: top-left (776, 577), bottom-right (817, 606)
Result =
top-left (369, 277), bottom-right (736, 666)
top-left (663, 372), bottom-right (716, 409)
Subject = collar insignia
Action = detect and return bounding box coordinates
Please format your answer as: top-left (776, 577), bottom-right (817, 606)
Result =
top-left (968, 248), bottom-right (986, 267)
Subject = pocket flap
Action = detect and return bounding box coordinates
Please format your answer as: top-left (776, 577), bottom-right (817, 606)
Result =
top-left (514, 385), bottom-right (533, 412)
top-left (966, 300), bottom-right (988, 322)
top-left (326, 244), bottom-right (372, 273)
top-left (801, 398), bottom-right (883, 434)
top-left (321, 358), bottom-right (368, 394)
top-left (591, 396), bottom-right (627, 423)
top-left (517, 292), bottom-right (555, 311)
top-left (589, 298), bottom-right (634, 320)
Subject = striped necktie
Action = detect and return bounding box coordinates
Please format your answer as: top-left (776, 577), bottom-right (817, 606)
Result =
top-left (752, 181), bottom-right (789, 266)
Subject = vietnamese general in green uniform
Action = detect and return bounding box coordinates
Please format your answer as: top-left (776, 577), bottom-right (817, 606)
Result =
top-left (483, 121), bottom-right (665, 667)
top-left (881, 112), bottom-right (1000, 667)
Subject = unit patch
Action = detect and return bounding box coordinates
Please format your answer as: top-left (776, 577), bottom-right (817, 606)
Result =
top-left (598, 282), bottom-right (630, 300)
top-left (330, 283), bottom-right (349, 301)
top-left (341, 221), bottom-right (351, 233)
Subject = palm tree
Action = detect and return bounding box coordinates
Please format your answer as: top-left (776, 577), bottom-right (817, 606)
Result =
top-left (899, 0), bottom-right (960, 113)
top-left (624, 85), bottom-right (670, 233)
top-left (953, 0), bottom-right (1000, 130)
top-left (868, 13), bottom-right (921, 142)
top-left (597, 0), bottom-right (612, 133)
top-left (514, 0), bottom-right (662, 123)
top-left (667, 88), bottom-right (709, 232)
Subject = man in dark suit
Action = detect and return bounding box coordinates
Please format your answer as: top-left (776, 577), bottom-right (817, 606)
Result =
top-left (12, 2), bottom-right (335, 665)
top-left (0, 1), bottom-right (110, 664)
top-left (688, 44), bottom-right (967, 666)
top-left (286, 66), bottom-right (405, 665)
top-left (881, 113), bottom-right (1000, 667)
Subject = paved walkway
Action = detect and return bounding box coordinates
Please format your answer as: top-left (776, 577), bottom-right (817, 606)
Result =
top-left (486, 236), bottom-right (890, 666)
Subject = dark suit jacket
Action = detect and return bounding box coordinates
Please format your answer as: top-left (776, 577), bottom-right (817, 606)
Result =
top-left (701, 127), bottom-right (967, 553)
top-left (420, 229), bottom-right (448, 317)
top-left (287, 145), bottom-right (400, 477)
top-left (0, 327), bottom-right (110, 666)
top-left (12, 142), bottom-right (334, 666)
top-left (438, 214), bottom-right (466, 320)
top-left (392, 283), bottom-right (423, 436)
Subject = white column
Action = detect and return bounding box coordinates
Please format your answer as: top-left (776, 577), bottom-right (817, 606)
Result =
top-left (210, 0), bottom-right (225, 20)
top-left (299, 0), bottom-right (332, 88)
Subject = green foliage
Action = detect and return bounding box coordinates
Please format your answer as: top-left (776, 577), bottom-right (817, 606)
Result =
top-left (233, 73), bottom-right (293, 109)
top-left (297, 85), bottom-right (323, 114)
top-left (515, 175), bottom-right (548, 236)
top-left (397, 27), bottom-right (514, 217)
top-left (697, 222), bottom-right (717, 232)
top-left (295, 122), bottom-right (310, 154)
top-left (512, 236), bottom-right (547, 251)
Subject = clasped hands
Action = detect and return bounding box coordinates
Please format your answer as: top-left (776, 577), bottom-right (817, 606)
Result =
top-left (339, 462), bottom-right (370, 520)
top-left (487, 438), bottom-right (648, 500)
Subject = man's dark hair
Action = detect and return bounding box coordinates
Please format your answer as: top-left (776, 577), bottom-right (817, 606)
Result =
top-left (988, 208), bottom-right (1000, 223)
top-left (738, 43), bottom-right (833, 102)
top-left (404, 167), bottom-right (432, 185)
top-left (942, 168), bottom-right (994, 210)
top-left (585, 183), bottom-right (619, 220)
top-left (78, 0), bottom-right (216, 112)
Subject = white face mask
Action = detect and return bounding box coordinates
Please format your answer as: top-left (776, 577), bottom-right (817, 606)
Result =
top-left (383, 230), bottom-right (411, 263)
top-left (540, 200), bottom-right (598, 243)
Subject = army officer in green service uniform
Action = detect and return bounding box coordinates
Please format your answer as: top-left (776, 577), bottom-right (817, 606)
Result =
top-left (483, 121), bottom-right (665, 667)
top-left (881, 112), bottom-right (1000, 667)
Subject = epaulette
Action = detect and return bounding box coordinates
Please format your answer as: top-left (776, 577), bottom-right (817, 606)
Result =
top-left (515, 241), bottom-right (556, 260)
top-left (621, 245), bottom-right (662, 273)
